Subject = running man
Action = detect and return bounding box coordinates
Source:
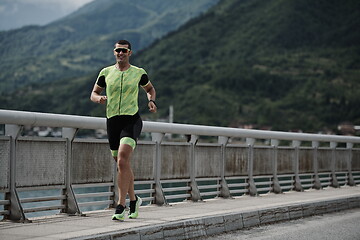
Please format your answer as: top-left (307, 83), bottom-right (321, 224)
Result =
top-left (90, 39), bottom-right (157, 221)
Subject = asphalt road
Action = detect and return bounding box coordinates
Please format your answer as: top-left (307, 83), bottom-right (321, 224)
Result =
top-left (200, 209), bottom-right (360, 240)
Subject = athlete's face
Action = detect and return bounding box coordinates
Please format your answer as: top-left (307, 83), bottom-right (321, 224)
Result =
top-left (114, 44), bottom-right (132, 64)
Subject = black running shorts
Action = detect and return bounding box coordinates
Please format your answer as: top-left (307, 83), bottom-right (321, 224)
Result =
top-left (106, 112), bottom-right (143, 157)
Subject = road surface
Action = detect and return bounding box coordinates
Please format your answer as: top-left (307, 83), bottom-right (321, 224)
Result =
top-left (200, 209), bottom-right (360, 240)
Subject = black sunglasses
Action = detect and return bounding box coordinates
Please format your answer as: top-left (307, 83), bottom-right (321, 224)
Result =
top-left (114, 47), bottom-right (130, 53)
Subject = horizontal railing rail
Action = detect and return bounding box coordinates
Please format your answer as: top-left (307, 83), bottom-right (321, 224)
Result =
top-left (1, 109), bottom-right (359, 143)
top-left (0, 109), bottom-right (359, 223)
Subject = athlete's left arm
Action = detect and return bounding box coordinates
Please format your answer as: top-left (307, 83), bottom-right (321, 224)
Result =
top-left (142, 83), bottom-right (157, 113)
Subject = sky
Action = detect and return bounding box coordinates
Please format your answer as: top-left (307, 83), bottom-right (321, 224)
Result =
top-left (0, 0), bottom-right (94, 31)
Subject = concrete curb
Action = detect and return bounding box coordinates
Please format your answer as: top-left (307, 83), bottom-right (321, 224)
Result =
top-left (73, 196), bottom-right (360, 240)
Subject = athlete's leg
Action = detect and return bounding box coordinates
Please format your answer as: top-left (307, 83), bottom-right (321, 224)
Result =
top-left (117, 142), bottom-right (135, 207)
top-left (115, 152), bottom-right (135, 201)
top-left (119, 116), bottom-right (142, 203)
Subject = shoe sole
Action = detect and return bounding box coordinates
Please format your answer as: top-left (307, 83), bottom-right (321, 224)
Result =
top-left (112, 211), bottom-right (125, 221)
top-left (112, 215), bottom-right (124, 221)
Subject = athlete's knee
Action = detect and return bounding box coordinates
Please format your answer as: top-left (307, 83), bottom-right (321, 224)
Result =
top-left (117, 150), bottom-right (131, 169)
top-left (116, 137), bottom-right (135, 170)
top-left (117, 158), bottom-right (129, 172)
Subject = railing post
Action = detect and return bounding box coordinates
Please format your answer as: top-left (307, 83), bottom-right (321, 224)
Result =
top-left (151, 133), bottom-right (166, 205)
top-left (330, 142), bottom-right (339, 188)
top-left (346, 143), bottom-right (355, 186)
top-left (189, 135), bottom-right (201, 201)
top-left (292, 140), bottom-right (303, 192)
top-left (271, 139), bottom-right (281, 194)
top-left (218, 136), bottom-right (230, 198)
top-left (246, 138), bottom-right (257, 196)
top-left (62, 127), bottom-right (82, 216)
top-left (4, 124), bottom-right (28, 222)
top-left (312, 141), bottom-right (322, 190)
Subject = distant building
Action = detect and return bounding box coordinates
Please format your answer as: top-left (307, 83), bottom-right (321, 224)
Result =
top-left (338, 122), bottom-right (355, 136)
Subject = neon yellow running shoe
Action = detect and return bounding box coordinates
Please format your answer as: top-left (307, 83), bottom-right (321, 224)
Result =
top-left (128, 196), bottom-right (142, 219)
top-left (112, 205), bottom-right (125, 221)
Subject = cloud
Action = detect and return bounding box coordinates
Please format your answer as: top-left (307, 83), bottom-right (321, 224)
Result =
top-left (0, 1), bottom-right (19, 15)
top-left (0, 5), bottom-right (6, 13)
top-left (0, 0), bottom-right (94, 30)
top-left (15, 0), bottom-right (94, 12)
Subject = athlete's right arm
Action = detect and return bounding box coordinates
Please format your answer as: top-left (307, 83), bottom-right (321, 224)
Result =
top-left (90, 79), bottom-right (107, 104)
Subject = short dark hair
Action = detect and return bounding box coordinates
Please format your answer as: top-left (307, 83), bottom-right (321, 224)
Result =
top-left (115, 40), bottom-right (131, 50)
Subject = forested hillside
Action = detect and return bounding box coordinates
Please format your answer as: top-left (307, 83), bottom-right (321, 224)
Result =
top-left (1, 0), bottom-right (359, 133)
top-left (135, 0), bottom-right (360, 131)
top-left (0, 0), bottom-right (218, 93)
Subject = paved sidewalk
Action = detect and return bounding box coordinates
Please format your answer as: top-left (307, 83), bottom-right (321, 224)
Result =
top-left (1, 186), bottom-right (359, 240)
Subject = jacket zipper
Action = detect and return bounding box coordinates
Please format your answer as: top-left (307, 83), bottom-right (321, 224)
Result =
top-left (119, 72), bottom-right (123, 114)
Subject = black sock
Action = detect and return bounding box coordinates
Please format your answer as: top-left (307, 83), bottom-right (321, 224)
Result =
top-left (130, 196), bottom-right (138, 213)
top-left (115, 204), bottom-right (125, 214)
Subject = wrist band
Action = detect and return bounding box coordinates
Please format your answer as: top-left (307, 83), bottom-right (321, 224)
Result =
top-left (149, 100), bottom-right (157, 107)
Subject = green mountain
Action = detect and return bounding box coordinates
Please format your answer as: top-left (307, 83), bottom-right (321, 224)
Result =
top-left (0, 0), bottom-right (219, 93)
top-left (135, 0), bottom-right (360, 131)
top-left (1, 0), bottom-right (359, 133)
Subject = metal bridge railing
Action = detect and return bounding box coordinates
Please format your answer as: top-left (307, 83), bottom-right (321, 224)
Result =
top-left (0, 109), bottom-right (359, 222)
